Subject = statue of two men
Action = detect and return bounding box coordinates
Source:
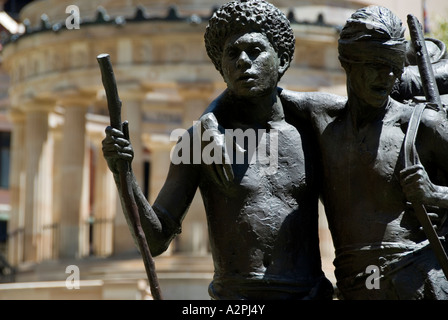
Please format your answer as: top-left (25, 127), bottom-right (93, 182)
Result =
top-left (102, 0), bottom-right (448, 299)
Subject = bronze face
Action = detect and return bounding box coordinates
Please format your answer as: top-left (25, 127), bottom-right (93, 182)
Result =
top-left (221, 32), bottom-right (280, 99)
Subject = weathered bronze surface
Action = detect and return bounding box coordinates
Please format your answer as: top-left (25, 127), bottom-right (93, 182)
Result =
top-left (103, 0), bottom-right (332, 300)
top-left (102, 1), bottom-right (448, 300)
top-left (282, 6), bottom-right (448, 299)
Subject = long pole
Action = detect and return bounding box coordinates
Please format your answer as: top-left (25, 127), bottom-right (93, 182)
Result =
top-left (405, 15), bottom-right (448, 280)
top-left (97, 53), bottom-right (163, 300)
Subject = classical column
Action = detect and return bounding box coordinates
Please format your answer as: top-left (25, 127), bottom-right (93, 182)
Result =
top-left (121, 92), bottom-right (144, 186)
top-left (22, 100), bottom-right (54, 263)
top-left (40, 116), bottom-right (56, 261)
top-left (112, 91), bottom-right (145, 255)
top-left (112, 197), bottom-right (136, 255)
top-left (144, 138), bottom-right (174, 255)
top-left (178, 82), bottom-right (215, 127)
top-left (173, 84), bottom-right (213, 255)
top-left (50, 113), bottom-right (64, 260)
top-left (7, 108), bottom-right (25, 266)
top-left (58, 97), bottom-right (90, 259)
top-left (91, 131), bottom-right (117, 257)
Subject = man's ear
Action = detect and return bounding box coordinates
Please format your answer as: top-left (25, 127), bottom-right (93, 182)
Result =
top-left (278, 52), bottom-right (290, 77)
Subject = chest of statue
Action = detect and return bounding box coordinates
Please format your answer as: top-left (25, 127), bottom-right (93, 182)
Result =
top-left (199, 118), bottom-right (317, 241)
top-left (228, 120), bottom-right (309, 201)
top-left (199, 119), bottom-right (322, 279)
top-left (320, 110), bottom-right (407, 206)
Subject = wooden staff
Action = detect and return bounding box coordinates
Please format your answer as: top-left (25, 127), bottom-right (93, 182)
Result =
top-left (97, 53), bottom-right (163, 300)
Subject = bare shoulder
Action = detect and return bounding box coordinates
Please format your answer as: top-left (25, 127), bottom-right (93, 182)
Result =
top-left (280, 88), bottom-right (347, 117)
top-left (397, 99), bottom-right (448, 140)
top-left (420, 106), bottom-right (448, 131)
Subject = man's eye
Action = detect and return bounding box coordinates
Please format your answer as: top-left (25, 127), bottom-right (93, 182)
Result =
top-left (249, 47), bottom-right (262, 56)
top-left (226, 49), bottom-right (238, 59)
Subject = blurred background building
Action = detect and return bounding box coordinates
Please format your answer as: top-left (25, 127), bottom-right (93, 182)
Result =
top-left (0, 0), bottom-right (446, 300)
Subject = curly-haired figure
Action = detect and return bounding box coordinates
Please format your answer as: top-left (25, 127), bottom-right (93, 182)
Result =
top-left (204, 0), bottom-right (295, 80)
top-left (102, 0), bottom-right (333, 299)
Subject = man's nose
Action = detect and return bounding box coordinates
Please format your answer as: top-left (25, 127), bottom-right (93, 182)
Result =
top-left (236, 51), bottom-right (251, 69)
top-left (378, 66), bottom-right (394, 78)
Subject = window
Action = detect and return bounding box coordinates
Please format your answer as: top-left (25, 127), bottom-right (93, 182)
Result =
top-left (143, 160), bottom-right (151, 200)
top-left (0, 132), bottom-right (10, 189)
top-left (0, 220), bottom-right (6, 256)
top-left (0, 220), bottom-right (6, 243)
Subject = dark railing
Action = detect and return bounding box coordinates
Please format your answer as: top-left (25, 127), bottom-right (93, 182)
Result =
top-left (0, 252), bottom-right (15, 283)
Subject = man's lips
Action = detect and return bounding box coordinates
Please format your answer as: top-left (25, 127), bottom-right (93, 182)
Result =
top-left (237, 74), bottom-right (257, 81)
top-left (371, 85), bottom-right (389, 96)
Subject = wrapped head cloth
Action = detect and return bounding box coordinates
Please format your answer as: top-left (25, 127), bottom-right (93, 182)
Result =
top-left (338, 6), bottom-right (407, 76)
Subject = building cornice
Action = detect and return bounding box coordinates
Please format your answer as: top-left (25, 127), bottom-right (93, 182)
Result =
top-left (2, 5), bottom-right (341, 47)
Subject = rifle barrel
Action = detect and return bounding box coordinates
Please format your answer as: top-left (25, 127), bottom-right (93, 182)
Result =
top-left (406, 15), bottom-right (448, 280)
top-left (407, 14), bottom-right (442, 107)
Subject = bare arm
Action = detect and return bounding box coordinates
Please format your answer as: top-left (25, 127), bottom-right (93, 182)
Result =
top-left (102, 123), bottom-right (200, 256)
top-left (280, 88), bottom-right (347, 123)
top-left (400, 108), bottom-right (448, 209)
top-left (400, 164), bottom-right (448, 208)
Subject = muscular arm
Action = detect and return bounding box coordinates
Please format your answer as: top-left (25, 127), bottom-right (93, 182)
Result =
top-left (400, 164), bottom-right (448, 208)
top-left (280, 88), bottom-right (347, 124)
top-left (401, 108), bottom-right (448, 209)
top-left (104, 125), bottom-right (200, 256)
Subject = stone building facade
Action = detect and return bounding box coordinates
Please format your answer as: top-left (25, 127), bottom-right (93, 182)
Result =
top-left (0, 0), bottom-right (420, 299)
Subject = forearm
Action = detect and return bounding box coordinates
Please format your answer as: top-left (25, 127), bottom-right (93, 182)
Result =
top-left (427, 184), bottom-right (448, 209)
top-left (280, 89), bottom-right (312, 121)
top-left (113, 170), bottom-right (175, 256)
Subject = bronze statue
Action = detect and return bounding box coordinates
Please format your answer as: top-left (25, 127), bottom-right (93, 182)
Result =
top-left (102, 0), bottom-right (333, 300)
top-left (98, 53), bottom-right (162, 299)
top-left (102, 0), bottom-right (448, 300)
top-left (282, 6), bottom-right (448, 299)
top-left (392, 37), bottom-right (448, 103)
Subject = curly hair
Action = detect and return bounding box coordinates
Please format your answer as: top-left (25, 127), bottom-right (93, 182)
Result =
top-left (204, 0), bottom-right (295, 78)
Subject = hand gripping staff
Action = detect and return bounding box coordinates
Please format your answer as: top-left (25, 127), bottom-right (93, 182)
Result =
top-left (97, 53), bottom-right (163, 300)
top-left (404, 15), bottom-right (448, 280)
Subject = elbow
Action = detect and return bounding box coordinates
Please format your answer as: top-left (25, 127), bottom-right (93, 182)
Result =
top-left (132, 227), bottom-right (171, 257)
top-left (150, 242), bottom-right (169, 257)
top-left (148, 233), bottom-right (175, 257)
